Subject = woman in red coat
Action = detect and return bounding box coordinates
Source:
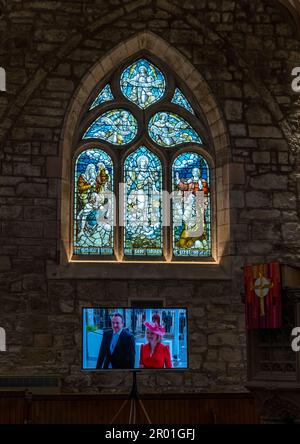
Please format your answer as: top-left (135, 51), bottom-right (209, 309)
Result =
top-left (139, 314), bottom-right (172, 369)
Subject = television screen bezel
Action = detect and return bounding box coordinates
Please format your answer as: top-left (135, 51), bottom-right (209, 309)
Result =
top-left (81, 306), bottom-right (189, 371)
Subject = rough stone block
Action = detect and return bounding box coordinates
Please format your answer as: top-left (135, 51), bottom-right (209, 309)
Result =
top-left (229, 124), bottom-right (247, 137)
top-left (223, 83), bottom-right (243, 98)
top-left (0, 256), bottom-right (11, 271)
top-left (48, 281), bottom-right (75, 299)
top-left (245, 104), bottom-right (272, 124)
top-left (11, 126), bottom-right (53, 141)
top-left (46, 78), bottom-right (74, 92)
top-left (278, 152), bottom-right (289, 165)
top-left (24, 206), bottom-right (56, 221)
top-left (246, 191), bottom-right (271, 208)
top-left (0, 205), bottom-right (23, 219)
top-left (77, 281), bottom-right (107, 299)
top-left (23, 273), bottom-right (47, 291)
top-left (235, 138), bottom-right (258, 148)
top-left (12, 258), bottom-right (44, 274)
top-left (2, 221), bottom-right (43, 238)
top-left (224, 100), bottom-right (243, 121)
top-left (59, 299), bottom-right (75, 313)
top-left (208, 332), bottom-right (239, 346)
top-left (203, 362), bottom-right (226, 373)
top-left (46, 156), bottom-right (61, 178)
top-left (43, 221), bottom-right (58, 239)
top-left (281, 223), bottom-right (300, 242)
top-left (232, 224), bottom-right (248, 241)
top-left (219, 347), bottom-right (242, 362)
top-left (273, 192), bottom-right (296, 209)
top-left (16, 315), bottom-right (49, 334)
top-left (252, 222), bottom-right (281, 241)
top-left (13, 142), bottom-right (31, 155)
top-left (34, 334), bottom-right (53, 347)
top-left (252, 151), bottom-right (271, 164)
top-left (13, 162), bottom-right (41, 177)
top-left (247, 242), bottom-right (273, 255)
top-left (250, 174), bottom-right (288, 190)
top-left (240, 209), bottom-right (281, 221)
top-left (231, 190), bottom-right (245, 208)
top-left (41, 143), bottom-right (58, 156)
top-left (249, 126), bottom-right (282, 138)
top-left (16, 183), bottom-right (48, 197)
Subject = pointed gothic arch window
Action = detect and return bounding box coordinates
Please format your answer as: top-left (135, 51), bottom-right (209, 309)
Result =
top-left (72, 56), bottom-right (212, 261)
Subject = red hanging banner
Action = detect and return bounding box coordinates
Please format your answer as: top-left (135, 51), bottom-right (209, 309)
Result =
top-left (244, 262), bottom-right (282, 330)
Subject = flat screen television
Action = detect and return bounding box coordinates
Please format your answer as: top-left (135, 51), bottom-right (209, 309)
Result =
top-left (82, 308), bottom-right (188, 370)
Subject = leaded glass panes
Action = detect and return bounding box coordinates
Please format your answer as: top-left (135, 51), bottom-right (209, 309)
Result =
top-left (120, 59), bottom-right (166, 109)
top-left (171, 88), bottom-right (195, 115)
top-left (90, 84), bottom-right (114, 110)
top-left (148, 112), bottom-right (202, 147)
top-left (83, 109), bottom-right (137, 145)
top-left (172, 152), bottom-right (211, 257)
top-left (124, 146), bottom-right (162, 256)
top-left (75, 55), bottom-right (213, 261)
top-left (74, 149), bottom-right (114, 255)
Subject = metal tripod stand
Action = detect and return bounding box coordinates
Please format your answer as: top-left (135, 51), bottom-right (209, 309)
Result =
top-left (110, 371), bottom-right (151, 424)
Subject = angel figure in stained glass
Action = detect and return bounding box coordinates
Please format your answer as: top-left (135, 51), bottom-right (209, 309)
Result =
top-left (122, 65), bottom-right (164, 108)
top-left (85, 110), bottom-right (136, 145)
top-left (150, 113), bottom-right (196, 146)
top-left (101, 111), bottom-right (132, 145)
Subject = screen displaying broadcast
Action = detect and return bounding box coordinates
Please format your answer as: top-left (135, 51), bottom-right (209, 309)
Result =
top-left (82, 308), bottom-right (188, 370)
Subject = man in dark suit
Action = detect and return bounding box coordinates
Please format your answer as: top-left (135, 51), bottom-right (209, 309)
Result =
top-left (96, 312), bottom-right (135, 369)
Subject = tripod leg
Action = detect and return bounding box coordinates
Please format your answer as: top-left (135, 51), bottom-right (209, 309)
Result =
top-left (133, 398), bottom-right (137, 424)
top-left (138, 399), bottom-right (152, 424)
top-left (110, 399), bottom-right (129, 424)
top-left (129, 398), bottom-right (134, 424)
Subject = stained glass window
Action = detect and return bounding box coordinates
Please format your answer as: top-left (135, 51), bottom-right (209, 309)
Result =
top-left (120, 59), bottom-right (166, 109)
top-left (148, 112), bottom-right (202, 147)
top-left (74, 55), bottom-right (212, 260)
top-left (74, 149), bottom-right (114, 255)
top-left (172, 88), bottom-right (195, 115)
top-left (90, 84), bottom-right (114, 110)
top-left (83, 109), bottom-right (137, 145)
top-left (124, 146), bottom-right (162, 256)
top-left (172, 152), bottom-right (211, 257)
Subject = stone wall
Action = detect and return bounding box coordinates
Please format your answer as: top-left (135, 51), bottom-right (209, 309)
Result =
top-left (0, 0), bottom-right (299, 393)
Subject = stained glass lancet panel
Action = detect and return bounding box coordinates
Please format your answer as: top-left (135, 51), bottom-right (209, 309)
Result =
top-left (83, 109), bottom-right (137, 145)
top-left (90, 84), bottom-right (114, 110)
top-left (172, 152), bottom-right (211, 257)
top-left (74, 149), bottom-right (114, 255)
top-left (120, 59), bottom-right (166, 109)
top-left (124, 146), bottom-right (162, 257)
top-left (171, 88), bottom-right (195, 115)
top-left (148, 112), bottom-right (202, 147)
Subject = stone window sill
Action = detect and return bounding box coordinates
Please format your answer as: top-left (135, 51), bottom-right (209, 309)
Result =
top-left (46, 260), bottom-right (231, 280)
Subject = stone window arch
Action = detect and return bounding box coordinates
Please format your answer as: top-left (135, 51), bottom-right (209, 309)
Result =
top-left (54, 31), bottom-right (232, 280)
top-left (72, 54), bottom-right (213, 262)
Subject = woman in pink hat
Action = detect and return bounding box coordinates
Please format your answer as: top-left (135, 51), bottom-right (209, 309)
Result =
top-left (139, 314), bottom-right (172, 369)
